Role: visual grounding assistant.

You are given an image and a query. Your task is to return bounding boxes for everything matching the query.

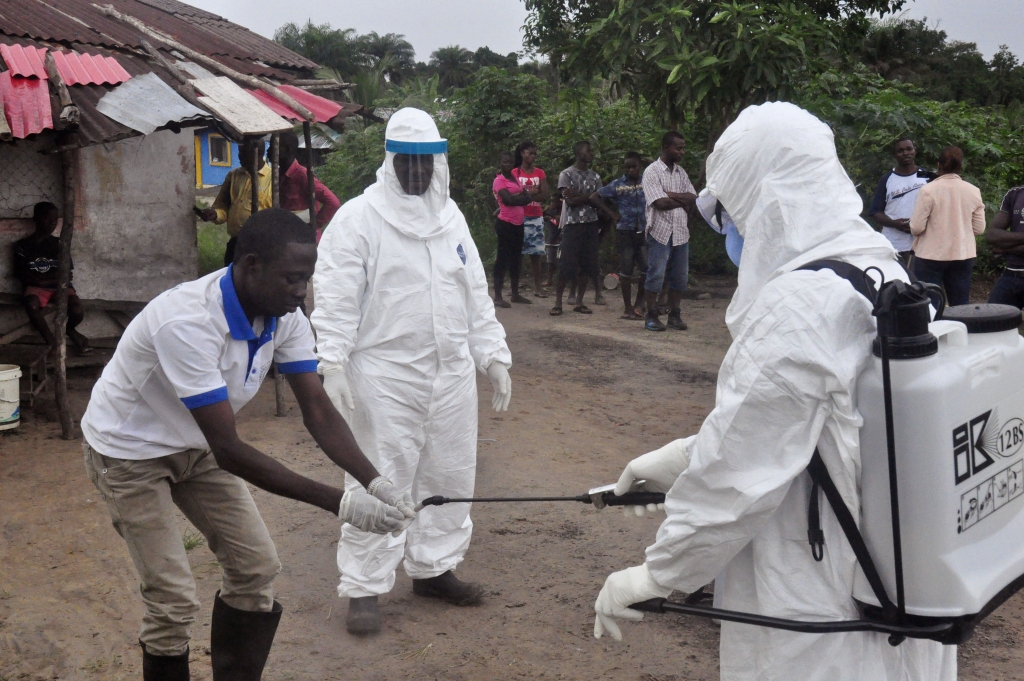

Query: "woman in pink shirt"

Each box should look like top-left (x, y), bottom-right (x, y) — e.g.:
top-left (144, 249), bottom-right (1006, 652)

top-left (909, 145), bottom-right (985, 306)
top-left (512, 141), bottom-right (549, 297)
top-left (492, 151), bottom-right (534, 307)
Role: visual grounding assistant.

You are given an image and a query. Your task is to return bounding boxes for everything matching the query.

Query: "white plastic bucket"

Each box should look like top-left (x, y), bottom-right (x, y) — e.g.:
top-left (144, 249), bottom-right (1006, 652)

top-left (0, 364), bottom-right (23, 431)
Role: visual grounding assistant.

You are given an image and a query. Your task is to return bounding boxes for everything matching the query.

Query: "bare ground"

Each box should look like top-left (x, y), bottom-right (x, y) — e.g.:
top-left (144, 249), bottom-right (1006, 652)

top-left (1, 274), bottom-right (1022, 680)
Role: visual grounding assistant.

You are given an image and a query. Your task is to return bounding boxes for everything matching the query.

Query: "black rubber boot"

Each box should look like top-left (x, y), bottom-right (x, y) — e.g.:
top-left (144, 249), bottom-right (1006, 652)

top-left (412, 571), bottom-right (484, 606)
top-left (210, 591), bottom-right (283, 681)
top-left (346, 595), bottom-right (381, 635)
top-left (667, 309), bottom-right (688, 330)
top-left (141, 642), bottom-right (190, 681)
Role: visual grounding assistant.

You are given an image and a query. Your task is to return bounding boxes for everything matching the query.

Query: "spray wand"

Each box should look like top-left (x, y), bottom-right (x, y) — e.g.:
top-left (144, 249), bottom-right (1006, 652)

top-left (414, 483), bottom-right (665, 512)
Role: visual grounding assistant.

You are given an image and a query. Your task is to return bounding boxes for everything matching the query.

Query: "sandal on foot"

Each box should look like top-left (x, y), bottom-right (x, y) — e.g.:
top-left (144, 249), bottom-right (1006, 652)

top-left (493, 298), bottom-right (511, 308)
top-left (510, 294), bottom-right (533, 304)
top-left (573, 305), bottom-right (593, 314)
top-left (550, 306), bottom-right (563, 316)
top-left (620, 312), bottom-right (643, 320)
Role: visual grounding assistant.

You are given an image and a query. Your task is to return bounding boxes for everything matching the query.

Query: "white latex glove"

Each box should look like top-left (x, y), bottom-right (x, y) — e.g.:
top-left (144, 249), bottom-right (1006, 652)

top-left (594, 564), bottom-right (672, 641)
top-left (486, 362), bottom-right (512, 412)
top-left (321, 364), bottom-right (355, 413)
top-left (338, 489), bottom-right (408, 535)
top-left (614, 437), bottom-right (693, 517)
top-left (367, 476), bottom-right (417, 536)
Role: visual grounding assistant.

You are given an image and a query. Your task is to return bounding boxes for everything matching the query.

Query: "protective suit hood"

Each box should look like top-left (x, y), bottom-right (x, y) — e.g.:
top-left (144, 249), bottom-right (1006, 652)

top-left (705, 102), bottom-right (896, 336)
top-left (364, 107), bottom-right (459, 240)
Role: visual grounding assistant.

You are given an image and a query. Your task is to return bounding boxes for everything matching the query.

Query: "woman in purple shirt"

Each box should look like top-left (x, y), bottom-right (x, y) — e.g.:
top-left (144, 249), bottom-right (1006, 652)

top-left (492, 151), bottom-right (534, 307)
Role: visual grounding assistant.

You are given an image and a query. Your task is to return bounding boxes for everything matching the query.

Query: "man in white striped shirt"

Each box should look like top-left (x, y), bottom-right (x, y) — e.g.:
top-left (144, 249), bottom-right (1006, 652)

top-left (642, 131), bottom-right (697, 331)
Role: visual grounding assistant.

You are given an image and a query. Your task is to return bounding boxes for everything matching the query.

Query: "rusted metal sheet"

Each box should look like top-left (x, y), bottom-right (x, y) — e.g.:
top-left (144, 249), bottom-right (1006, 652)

top-left (0, 71), bottom-right (53, 138)
top-left (96, 71), bottom-right (207, 134)
top-left (0, 0), bottom-right (317, 74)
top-left (52, 49), bottom-right (133, 86)
top-left (0, 43), bottom-right (48, 79)
top-left (247, 85), bottom-right (344, 124)
top-left (192, 76), bottom-right (291, 136)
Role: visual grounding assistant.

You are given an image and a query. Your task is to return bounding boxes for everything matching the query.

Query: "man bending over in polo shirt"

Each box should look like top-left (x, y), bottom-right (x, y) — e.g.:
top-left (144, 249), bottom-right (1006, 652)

top-left (80, 209), bottom-right (415, 681)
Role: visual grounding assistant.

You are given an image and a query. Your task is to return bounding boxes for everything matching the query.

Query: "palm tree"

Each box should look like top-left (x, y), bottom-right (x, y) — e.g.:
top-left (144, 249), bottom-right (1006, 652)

top-left (274, 21), bottom-right (364, 80)
top-left (358, 32), bottom-right (416, 83)
top-left (429, 46), bottom-right (475, 91)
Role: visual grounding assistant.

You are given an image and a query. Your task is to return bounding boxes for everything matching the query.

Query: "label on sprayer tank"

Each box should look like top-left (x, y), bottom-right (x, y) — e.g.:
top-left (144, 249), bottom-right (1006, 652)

top-left (955, 396), bottom-right (1024, 534)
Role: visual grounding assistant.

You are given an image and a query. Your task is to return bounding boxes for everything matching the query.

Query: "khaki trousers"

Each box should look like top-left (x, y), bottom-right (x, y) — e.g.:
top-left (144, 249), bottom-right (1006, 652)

top-left (83, 443), bottom-right (281, 656)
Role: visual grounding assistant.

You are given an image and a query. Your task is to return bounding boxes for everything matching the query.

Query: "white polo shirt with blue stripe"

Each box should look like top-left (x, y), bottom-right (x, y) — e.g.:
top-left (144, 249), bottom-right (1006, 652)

top-left (81, 266), bottom-right (318, 460)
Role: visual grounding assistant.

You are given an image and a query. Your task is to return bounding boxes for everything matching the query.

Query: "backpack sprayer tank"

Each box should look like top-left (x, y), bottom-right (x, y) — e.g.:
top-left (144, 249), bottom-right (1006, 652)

top-left (855, 293), bottom-right (1024, 628)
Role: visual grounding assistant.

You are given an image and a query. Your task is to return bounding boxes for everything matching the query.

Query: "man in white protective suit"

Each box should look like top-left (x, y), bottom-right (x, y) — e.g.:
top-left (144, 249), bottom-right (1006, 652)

top-left (592, 102), bottom-right (957, 680)
top-left (311, 108), bottom-right (513, 635)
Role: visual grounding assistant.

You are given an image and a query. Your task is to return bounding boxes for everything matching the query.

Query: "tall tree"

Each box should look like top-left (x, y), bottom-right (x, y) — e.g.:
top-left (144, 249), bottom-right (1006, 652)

top-left (358, 32), bottom-right (416, 83)
top-left (524, 0), bottom-right (907, 138)
top-left (429, 46), bottom-right (476, 90)
top-left (274, 21), bottom-right (364, 79)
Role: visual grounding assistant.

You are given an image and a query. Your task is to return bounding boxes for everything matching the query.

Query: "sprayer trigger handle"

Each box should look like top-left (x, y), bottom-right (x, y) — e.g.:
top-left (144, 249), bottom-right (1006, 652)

top-left (601, 491), bottom-right (667, 507)
top-left (417, 496), bottom-right (447, 510)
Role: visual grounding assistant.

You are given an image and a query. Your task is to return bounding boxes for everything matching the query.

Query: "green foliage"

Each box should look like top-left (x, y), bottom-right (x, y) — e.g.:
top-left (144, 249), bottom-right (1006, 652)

top-left (855, 18), bottom-right (1024, 107)
top-left (316, 124), bottom-right (386, 205)
top-left (197, 221), bottom-right (228, 276)
top-left (798, 68), bottom-right (1024, 275)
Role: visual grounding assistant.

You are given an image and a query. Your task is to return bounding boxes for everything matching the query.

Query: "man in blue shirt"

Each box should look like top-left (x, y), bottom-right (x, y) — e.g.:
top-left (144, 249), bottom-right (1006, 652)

top-left (81, 209), bottom-right (412, 681)
top-left (592, 152), bottom-right (648, 319)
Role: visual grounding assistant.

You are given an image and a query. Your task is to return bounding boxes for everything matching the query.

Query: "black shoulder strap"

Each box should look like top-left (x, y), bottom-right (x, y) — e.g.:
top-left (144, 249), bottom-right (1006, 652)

top-left (807, 450), bottom-right (899, 621)
top-left (797, 259), bottom-right (878, 303)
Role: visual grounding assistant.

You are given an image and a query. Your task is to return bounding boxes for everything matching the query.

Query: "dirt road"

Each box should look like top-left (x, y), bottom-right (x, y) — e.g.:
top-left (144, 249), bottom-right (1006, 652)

top-left (2, 275), bottom-right (1022, 680)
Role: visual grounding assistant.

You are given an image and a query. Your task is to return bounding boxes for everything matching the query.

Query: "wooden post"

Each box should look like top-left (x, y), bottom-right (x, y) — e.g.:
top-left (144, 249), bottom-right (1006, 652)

top-left (55, 150), bottom-right (77, 439)
top-left (249, 138), bottom-right (259, 218)
top-left (269, 133), bottom-right (287, 417)
top-left (302, 121), bottom-right (318, 229)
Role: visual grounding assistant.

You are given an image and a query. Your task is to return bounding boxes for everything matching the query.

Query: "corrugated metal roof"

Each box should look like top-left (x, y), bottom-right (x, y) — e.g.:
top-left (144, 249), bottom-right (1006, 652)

top-left (0, 0), bottom-right (318, 75)
top-left (0, 71), bottom-right (53, 138)
top-left (0, 35), bottom-right (208, 146)
top-left (96, 71), bottom-right (207, 133)
top-left (52, 49), bottom-right (132, 85)
top-left (192, 76), bottom-right (291, 135)
top-left (247, 85), bottom-right (343, 124)
top-left (0, 43), bottom-right (48, 78)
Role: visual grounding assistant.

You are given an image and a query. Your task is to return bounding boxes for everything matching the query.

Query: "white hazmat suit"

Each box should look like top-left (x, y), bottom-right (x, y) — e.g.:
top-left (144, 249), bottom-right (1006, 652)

top-left (595, 103), bottom-right (956, 680)
top-left (311, 108), bottom-right (512, 598)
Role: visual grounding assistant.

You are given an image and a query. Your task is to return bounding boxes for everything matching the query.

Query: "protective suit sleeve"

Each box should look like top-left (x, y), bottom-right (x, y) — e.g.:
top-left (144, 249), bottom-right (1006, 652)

top-left (460, 223), bottom-right (512, 371)
top-left (644, 272), bottom-right (876, 594)
top-left (310, 208), bottom-right (370, 369)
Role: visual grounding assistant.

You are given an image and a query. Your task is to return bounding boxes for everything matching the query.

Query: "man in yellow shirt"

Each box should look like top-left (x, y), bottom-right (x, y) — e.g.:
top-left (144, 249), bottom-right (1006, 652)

top-left (198, 138), bottom-right (272, 265)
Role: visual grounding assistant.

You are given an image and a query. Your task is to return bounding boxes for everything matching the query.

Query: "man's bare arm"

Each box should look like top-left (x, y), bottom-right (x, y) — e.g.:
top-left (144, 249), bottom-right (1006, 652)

top-left (286, 372), bottom-right (380, 485)
top-left (190, 400), bottom-right (350, 514)
top-left (872, 212), bottom-right (911, 233)
top-left (985, 212), bottom-right (1024, 253)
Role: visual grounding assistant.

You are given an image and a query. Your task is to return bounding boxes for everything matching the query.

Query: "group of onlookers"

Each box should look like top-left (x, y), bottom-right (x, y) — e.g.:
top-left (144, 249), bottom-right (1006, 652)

top-left (491, 132), bottom-right (697, 331)
top-left (872, 137), bottom-right (1024, 310)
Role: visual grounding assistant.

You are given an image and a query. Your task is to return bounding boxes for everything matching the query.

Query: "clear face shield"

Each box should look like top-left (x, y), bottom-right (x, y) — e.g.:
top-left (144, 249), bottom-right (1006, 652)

top-left (696, 189), bottom-right (744, 267)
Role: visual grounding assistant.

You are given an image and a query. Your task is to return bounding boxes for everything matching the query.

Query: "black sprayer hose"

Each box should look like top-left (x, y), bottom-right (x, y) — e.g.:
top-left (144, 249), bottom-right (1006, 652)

top-left (418, 491), bottom-right (667, 508)
top-left (629, 599), bottom-right (954, 638)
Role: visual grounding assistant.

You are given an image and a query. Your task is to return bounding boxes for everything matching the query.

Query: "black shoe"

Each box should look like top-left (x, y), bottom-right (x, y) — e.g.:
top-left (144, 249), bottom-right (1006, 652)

top-left (210, 590), bottom-right (282, 681)
top-left (667, 311), bottom-right (688, 330)
top-left (346, 596), bottom-right (381, 635)
top-left (141, 642), bottom-right (190, 681)
top-left (412, 571), bottom-right (484, 606)
top-left (645, 314), bottom-right (667, 331)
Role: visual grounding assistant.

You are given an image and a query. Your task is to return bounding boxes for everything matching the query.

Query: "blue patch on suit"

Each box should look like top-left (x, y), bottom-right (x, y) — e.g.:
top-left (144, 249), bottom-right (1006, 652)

top-left (457, 243), bottom-right (467, 265)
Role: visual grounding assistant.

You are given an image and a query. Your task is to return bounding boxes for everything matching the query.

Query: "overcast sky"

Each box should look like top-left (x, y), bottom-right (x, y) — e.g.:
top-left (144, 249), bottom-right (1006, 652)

top-left (191, 0), bottom-right (1023, 62)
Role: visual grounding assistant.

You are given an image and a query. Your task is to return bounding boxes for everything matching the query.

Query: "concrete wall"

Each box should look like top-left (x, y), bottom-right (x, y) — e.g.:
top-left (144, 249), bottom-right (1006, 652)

top-left (0, 129), bottom-right (199, 338)
top-left (72, 129), bottom-right (198, 303)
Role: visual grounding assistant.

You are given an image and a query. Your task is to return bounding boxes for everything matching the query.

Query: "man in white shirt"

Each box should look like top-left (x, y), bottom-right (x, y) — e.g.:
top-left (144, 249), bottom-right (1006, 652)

top-left (869, 138), bottom-right (935, 264)
top-left (81, 209), bottom-right (413, 681)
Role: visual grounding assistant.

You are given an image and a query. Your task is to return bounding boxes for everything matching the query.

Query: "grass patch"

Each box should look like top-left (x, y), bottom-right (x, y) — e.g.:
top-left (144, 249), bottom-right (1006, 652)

top-left (182, 528), bottom-right (206, 551)
top-left (197, 220), bottom-right (228, 276)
